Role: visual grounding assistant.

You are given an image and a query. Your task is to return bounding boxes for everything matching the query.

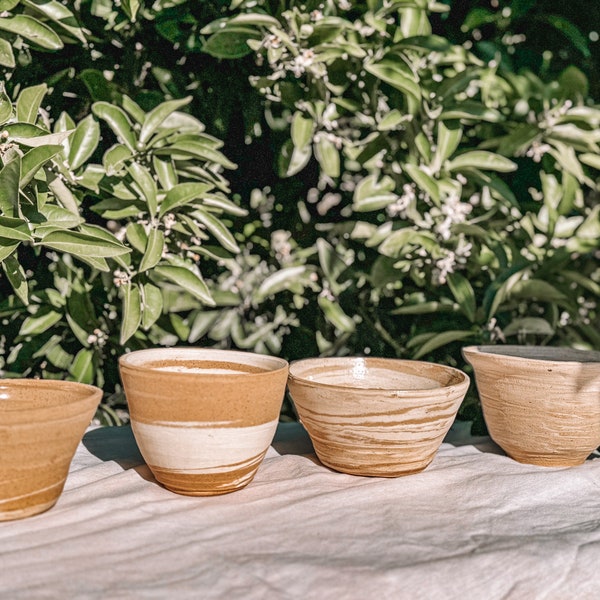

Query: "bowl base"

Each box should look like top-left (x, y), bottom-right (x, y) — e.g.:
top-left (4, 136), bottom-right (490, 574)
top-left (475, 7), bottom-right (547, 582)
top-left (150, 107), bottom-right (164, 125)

top-left (150, 464), bottom-right (258, 496)
top-left (0, 498), bottom-right (58, 522)
top-left (505, 450), bottom-right (591, 468)
top-left (316, 453), bottom-right (435, 478)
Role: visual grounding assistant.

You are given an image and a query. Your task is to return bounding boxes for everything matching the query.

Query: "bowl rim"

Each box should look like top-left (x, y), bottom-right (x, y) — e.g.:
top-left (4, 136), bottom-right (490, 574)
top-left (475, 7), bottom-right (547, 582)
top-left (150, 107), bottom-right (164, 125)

top-left (287, 356), bottom-right (469, 393)
top-left (118, 347), bottom-right (289, 377)
top-left (462, 344), bottom-right (600, 366)
top-left (0, 378), bottom-right (102, 412)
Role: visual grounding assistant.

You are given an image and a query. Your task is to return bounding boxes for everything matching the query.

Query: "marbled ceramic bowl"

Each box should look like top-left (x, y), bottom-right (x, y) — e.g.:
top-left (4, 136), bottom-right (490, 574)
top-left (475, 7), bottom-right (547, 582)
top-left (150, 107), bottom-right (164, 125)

top-left (119, 347), bottom-right (289, 496)
top-left (462, 345), bottom-right (600, 467)
top-left (0, 379), bottom-right (101, 521)
top-left (287, 357), bottom-right (469, 477)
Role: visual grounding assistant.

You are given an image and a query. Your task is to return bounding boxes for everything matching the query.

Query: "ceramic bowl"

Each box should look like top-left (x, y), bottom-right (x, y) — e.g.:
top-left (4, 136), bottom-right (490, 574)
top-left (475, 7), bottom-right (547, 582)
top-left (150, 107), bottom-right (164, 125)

top-left (0, 379), bottom-right (101, 521)
top-left (287, 357), bottom-right (470, 477)
top-left (462, 345), bottom-right (600, 467)
top-left (119, 347), bottom-right (289, 496)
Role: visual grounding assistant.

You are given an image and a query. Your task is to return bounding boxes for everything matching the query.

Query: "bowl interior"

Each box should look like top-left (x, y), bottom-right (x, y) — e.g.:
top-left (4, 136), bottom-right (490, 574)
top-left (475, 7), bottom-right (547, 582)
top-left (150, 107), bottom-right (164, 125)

top-left (288, 357), bottom-right (466, 391)
top-left (119, 347), bottom-right (288, 375)
top-left (463, 345), bottom-right (600, 364)
top-left (0, 379), bottom-right (101, 412)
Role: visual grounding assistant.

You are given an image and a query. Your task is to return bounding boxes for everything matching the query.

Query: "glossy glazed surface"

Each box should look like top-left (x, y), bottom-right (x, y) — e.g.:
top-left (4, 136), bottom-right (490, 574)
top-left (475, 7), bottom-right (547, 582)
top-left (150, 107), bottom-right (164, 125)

top-left (119, 347), bottom-right (289, 495)
top-left (462, 345), bottom-right (600, 467)
top-left (287, 357), bottom-right (469, 477)
top-left (0, 379), bottom-right (101, 521)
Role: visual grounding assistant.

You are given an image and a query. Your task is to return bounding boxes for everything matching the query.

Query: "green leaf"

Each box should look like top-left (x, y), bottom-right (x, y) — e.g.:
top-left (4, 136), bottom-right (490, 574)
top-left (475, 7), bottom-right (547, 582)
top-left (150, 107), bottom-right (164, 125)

top-left (16, 84), bottom-right (47, 124)
top-left (318, 296), bottom-right (355, 333)
top-left (202, 194), bottom-right (248, 217)
top-left (255, 266), bottom-right (308, 302)
top-left (69, 115), bottom-right (100, 170)
top-left (412, 330), bottom-right (474, 359)
top-left (440, 102), bottom-right (503, 123)
top-left (352, 174), bottom-right (398, 212)
top-left (20, 145), bottom-right (63, 187)
top-left (138, 228), bottom-right (165, 272)
top-left (291, 112), bottom-right (315, 149)
top-left (547, 141), bottom-right (585, 182)
top-left (579, 153), bottom-right (600, 170)
top-left (92, 102), bottom-right (137, 151)
top-left (0, 240), bottom-right (19, 262)
top-left (447, 272), bottom-right (477, 323)
top-left (9, 128), bottom-right (73, 148)
top-left (20, 310), bottom-right (63, 335)
top-left (395, 35), bottom-right (451, 53)
top-left (120, 282), bottom-right (142, 345)
top-left (278, 139), bottom-right (312, 177)
top-left (192, 207), bottom-right (240, 253)
top-left (0, 15), bottom-right (63, 49)
top-left (153, 156), bottom-right (177, 190)
top-left (0, 37), bottom-right (15, 68)
top-left (153, 265), bottom-right (215, 306)
top-left (80, 69), bottom-right (113, 103)
top-left (0, 216), bottom-right (33, 241)
top-left (503, 317), bottom-right (555, 338)
top-left (128, 162), bottom-right (158, 215)
top-left (37, 204), bottom-right (83, 230)
top-left (141, 282), bottom-right (163, 330)
top-left (200, 13), bottom-right (281, 34)
top-left (545, 15), bottom-right (590, 58)
top-left (403, 163), bottom-right (441, 202)
top-left (139, 96), bottom-right (192, 145)
top-left (69, 349), bottom-right (95, 384)
top-left (432, 120), bottom-right (462, 172)
top-left (378, 109), bottom-right (411, 131)
top-left (39, 230), bottom-right (132, 257)
top-left (121, 0), bottom-right (141, 21)
top-left (365, 57), bottom-right (421, 101)
top-left (103, 144), bottom-right (132, 176)
top-left (156, 140), bottom-right (237, 169)
top-left (159, 182), bottom-right (212, 217)
top-left (446, 151), bottom-right (517, 173)
top-left (314, 136), bottom-right (340, 178)
top-left (510, 279), bottom-right (567, 303)
top-left (125, 222), bottom-right (148, 254)
top-left (378, 229), bottom-right (436, 258)
top-left (0, 89), bottom-right (11, 124)
top-left (0, 158), bottom-right (20, 215)
top-left (2, 254), bottom-right (28, 305)
top-left (202, 26), bottom-right (260, 59)
top-left (22, 0), bottom-right (88, 44)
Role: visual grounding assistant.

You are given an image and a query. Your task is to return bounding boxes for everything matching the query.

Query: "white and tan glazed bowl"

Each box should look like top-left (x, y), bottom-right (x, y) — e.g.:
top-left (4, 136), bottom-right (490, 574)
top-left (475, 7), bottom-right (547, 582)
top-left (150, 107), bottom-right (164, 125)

top-left (462, 345), bottom-right (600, 467)
top-left (119, 347), bottom-right (289, 496)
top-left (0, 379), bottom-right (101, 521)
top-left (287, 357), bottom-right (470, 477)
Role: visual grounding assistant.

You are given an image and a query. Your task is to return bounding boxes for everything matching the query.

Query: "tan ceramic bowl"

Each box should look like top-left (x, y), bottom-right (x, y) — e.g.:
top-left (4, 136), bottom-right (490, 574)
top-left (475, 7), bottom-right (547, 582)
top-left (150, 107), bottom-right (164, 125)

top-left (0, 379), bottom-right (101, 521)
top-left (287, 357), bottom-right (470, 477)
top-left (462, 345), bottom-right (600, 467)
top-left (119, 347), bottom-right (289, 496)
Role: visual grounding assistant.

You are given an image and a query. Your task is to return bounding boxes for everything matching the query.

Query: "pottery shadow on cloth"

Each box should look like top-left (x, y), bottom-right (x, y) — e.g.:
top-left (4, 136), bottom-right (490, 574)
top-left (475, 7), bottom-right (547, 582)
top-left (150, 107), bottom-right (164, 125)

top-left (82, 425), bottom-right (145, 469)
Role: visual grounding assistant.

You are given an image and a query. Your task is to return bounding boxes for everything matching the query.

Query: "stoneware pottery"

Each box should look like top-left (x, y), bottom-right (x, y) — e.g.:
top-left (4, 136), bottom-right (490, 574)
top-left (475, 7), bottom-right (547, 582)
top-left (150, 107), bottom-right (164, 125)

top-left (287, 357), bottom-right (470, 477)
top-left (0, 379), bottom-right (102, 521)
top-left (118, 347), bottom-right (289, 496)
top-left (462, 345), bottom-right (600, 467)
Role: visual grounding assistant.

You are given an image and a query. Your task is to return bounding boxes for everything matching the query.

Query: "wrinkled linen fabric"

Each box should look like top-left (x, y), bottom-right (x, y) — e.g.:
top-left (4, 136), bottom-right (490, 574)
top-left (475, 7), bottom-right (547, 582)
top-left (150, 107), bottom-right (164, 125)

top-left (1, 423), bottom-right (600, 600)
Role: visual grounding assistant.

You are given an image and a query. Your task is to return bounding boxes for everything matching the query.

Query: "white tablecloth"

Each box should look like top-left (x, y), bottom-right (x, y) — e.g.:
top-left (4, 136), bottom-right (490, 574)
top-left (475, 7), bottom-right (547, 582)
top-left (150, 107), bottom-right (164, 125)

top-left (2, 422), bottom-right (600, 599)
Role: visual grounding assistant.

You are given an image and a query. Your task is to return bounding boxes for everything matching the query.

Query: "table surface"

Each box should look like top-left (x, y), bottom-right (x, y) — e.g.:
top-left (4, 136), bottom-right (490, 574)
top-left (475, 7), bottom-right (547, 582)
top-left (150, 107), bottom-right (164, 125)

top-left (2, 421), bottom-right (600, 599)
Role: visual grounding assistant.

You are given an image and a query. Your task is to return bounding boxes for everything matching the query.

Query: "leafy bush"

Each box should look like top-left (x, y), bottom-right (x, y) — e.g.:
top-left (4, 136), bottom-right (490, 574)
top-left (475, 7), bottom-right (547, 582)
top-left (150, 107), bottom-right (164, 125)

top-left (0, 1), bottom-right (598, 429)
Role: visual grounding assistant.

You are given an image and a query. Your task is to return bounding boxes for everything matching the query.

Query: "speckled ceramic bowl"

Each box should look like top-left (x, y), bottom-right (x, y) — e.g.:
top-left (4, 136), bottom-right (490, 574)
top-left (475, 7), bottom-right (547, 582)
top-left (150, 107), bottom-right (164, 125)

top-left (119, 347), bottom-right (289, 496)
top-left (0, 379), bottom-right (101, 521)
top-left (462, 345), bottom-right (600, 467)
top-left (287, 357), bottom-right (469, 477)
